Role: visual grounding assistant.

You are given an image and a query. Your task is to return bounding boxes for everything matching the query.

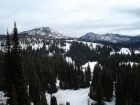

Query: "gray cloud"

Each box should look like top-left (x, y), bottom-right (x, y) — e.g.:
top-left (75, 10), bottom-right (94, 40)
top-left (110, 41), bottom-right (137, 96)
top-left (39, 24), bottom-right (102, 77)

top-left (1, 0), bottom-right (140, 37)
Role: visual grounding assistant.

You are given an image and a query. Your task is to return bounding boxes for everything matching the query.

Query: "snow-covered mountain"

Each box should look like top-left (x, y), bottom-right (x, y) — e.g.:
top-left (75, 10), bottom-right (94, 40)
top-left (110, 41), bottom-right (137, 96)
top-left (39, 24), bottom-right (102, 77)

top-left (19, 27), bottom-right (68, 39)
top-left (79, 32), bottom-right (140, 44)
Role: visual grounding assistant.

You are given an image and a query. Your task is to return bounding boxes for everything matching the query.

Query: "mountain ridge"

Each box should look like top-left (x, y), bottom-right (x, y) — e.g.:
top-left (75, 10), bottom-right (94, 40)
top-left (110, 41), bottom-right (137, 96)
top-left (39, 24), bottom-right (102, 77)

top-left (79, 32), bottom-right (140, 44)
top-left (19, 27), bottom-right (68, 39)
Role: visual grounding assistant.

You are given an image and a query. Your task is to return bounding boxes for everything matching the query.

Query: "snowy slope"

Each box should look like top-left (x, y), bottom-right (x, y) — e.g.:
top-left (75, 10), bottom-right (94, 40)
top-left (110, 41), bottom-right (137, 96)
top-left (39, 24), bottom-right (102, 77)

top-left (79, 32), bottom-right (140, 43)
top-left (110, 48), bottom-right (140, 55)
top-left (45, 60), bottom-right (114, 105)
top-left (0, 91), bottom-right (7, 104)
top-left (46, 88), bottom-right (115, 105)
top-left (82, 61), bottom-right (98, 72)
top-left (78, 41), bottom-right (103, 49)
top-left (20, 27), bottom-right (68, 39)
top-left (66, 57), bottom-right (74, 64)
top-left (57, 43), bottom-right (71, 52)
top-left (46, 88), bottom-right (90, 105)
top-left (119, 62), bottom-right (139, 67)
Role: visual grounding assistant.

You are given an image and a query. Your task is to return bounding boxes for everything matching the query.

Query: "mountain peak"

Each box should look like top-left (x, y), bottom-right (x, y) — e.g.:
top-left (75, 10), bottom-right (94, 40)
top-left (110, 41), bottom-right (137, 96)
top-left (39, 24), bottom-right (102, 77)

top-left (19, 27), bottom-right (68, 39)
top-left (79, 32), bottom-right (140, 44)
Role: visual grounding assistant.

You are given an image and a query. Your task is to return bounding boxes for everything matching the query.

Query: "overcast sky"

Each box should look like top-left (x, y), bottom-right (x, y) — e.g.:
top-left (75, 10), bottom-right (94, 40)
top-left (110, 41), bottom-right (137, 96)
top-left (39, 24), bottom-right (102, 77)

top-left (1, 0), bottom-right (140, 37)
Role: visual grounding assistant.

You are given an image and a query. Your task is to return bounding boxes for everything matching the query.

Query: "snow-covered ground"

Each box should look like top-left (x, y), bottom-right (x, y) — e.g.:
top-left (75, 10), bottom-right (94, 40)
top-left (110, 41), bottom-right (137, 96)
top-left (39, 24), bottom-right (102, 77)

top-left (82, 61), bottom-right (98, 72)
top-left (78, 41), bottom-right (103, 49)
top-left (57, 43), bottom-right (71, 52)
top-left (119, 48), bottom-right (131, 55)
top-left (46, 88), bottom-right (115, 105)
top-left (105, 97), bottom-right (115, 105)
top-left (110, 48), bottom-right (131, 55)
top-left (0, 91), bottom-right (7, 104)
top-left (65, 56), bottom-right (74, 64)
top-left (32, 42), bottom-right (43, 50)
top-left (46, 88), bottom-right (90, 105)
top-left (65, 40), bottom-right (103, 50)
top-left (65, 57), bottom-right (98, 73)
top-left (20, 43), bottom-right (27, 50)
top-left (48, 52), bottom-right (53, 57)
top-left (45, 61), bottom-right (116, 105)
top-left (134, 50), bottom-right (140, 54)
top-left (110, 48), bottom-right (140, 55)
top-left (119, 62), bottom-right (139, 67)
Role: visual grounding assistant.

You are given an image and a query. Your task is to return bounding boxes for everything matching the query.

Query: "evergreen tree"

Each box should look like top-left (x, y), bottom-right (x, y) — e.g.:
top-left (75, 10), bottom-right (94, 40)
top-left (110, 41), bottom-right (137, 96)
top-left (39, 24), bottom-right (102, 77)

top-left (11, 85), bottom-right (18, 105)
top-left (66, 102), bottom-right (70, 105)
top-left (51, 96), bottom-right (57, 105)
top-left (131, 64), bottom-right (140, 105)
top-left (4, 22), bottom-right (30, 105)
top-left (101, 67), bottom-right (113, 101)
top-left (48, 68), bottom-right (57, 94)
top-left (90, 64), bottom-right (101, 99)
top-left (94, 79), bottom-right (105, 105)
top-left (80, 70), bottom-right (85, 88)
top-left (3, 29), bottom-right (15, 104)
top-left (85, 63), bottom-right (91, 87)
top-left (87, 63), bottom-right (91, 80)
top-left (29, 64), bottom-right (41, 105)
top-left (115, 75), bottom-right (125, 105)
top-left (5, 29), bottom-right (11, 53)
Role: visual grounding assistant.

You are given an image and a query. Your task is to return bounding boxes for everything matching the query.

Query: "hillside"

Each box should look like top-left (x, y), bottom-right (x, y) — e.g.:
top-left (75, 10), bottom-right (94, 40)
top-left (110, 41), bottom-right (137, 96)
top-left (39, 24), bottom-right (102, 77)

top-left (79, 32), bottom-right (140, 44)
top-left (0, 35), bottom-right (140, 105)
top-left (19, 27), bottom-right (68, 39)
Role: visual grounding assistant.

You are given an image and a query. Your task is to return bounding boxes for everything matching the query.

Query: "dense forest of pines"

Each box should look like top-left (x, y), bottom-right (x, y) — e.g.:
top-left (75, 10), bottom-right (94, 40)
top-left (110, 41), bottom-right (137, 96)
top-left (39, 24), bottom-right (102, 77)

top-left (0, 24), bottom-right (139, 105)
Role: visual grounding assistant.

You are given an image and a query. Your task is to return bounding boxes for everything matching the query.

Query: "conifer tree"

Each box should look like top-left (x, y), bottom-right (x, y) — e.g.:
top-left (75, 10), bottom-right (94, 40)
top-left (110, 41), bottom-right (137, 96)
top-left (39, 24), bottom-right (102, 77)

top-left (29, 65), bottom-right (41, 105)
top-left (80, 70), bottom-right (85, 88)
top-left (131, 64), bottom-right (140, 105)
top-left (87, 63), bottom-right (91, 80)
top-left (101, 67), bottom-right (113, 101)
top-left (66, 102), bottom-right (70, 105)
top-left (90, 64), bottom-right (101, 99)
top-left (11, 85), bottom-right (18, 105)
top-left (4, 22), bottom-right (30, 105)
top-left (85, 63), bottom-right (91, 87)
top-left (48, 69), bottom-right (57, 94)
top-left (5, 29), bottom-right (11, 53)
top-left (3, 29), bottom-right (14, 104)
top-left (40, 92), bottom-right (48, 105)
top-left (115, 75), bottom-right (125, 105)
top-left (94, 79), bottom-right (105, 105)
top-left (51, 96), bottom-right (57, 105)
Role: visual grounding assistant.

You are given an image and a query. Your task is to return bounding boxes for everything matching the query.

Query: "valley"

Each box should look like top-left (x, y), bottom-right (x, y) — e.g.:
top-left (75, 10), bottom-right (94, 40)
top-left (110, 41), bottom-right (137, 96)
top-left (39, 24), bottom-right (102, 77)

top-left (0, 26), bottom-right (140, 105)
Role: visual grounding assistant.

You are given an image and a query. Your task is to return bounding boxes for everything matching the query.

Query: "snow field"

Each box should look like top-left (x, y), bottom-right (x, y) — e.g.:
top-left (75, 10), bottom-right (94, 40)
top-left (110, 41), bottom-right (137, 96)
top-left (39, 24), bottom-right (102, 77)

top-left (0, 91), bottom-right (7, 104)
top-left (46, 88), bottom-right (92, 105)
top-left (46, 87), bottom-right (115, 105)
top-left (65, 40), bottom-right (103, 50)
top-left (57, 43), bottom-right (71, 53)
top-left (110, 48), bottom-right (140, 55)
top-left (66, 57), bottom-right (74, 64)
top-left (134, 50), bottom-right (140, 54)
top-left (82, 61), bottom-right (98, 72)
top-left (45, 61), bottom-right (115, 105)
top-left (78, 41), bottom-right (103, 49)
top-left (119, 62), bottom-right (139, 67)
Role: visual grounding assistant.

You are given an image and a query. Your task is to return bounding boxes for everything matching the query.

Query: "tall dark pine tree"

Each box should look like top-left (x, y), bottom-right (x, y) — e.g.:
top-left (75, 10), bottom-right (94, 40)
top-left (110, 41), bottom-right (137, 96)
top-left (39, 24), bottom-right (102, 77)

top-left (51, 96), bottom-right (57, 105)
top-left (87, 63), bottom-right (91, 81)
top-left (85, 63), bottom-right (91, 87)
top-left (90, 64), bottom-right (101, 99)
top-left (3, 29), bottom-right (13, 104)
top-left (5, 29), bottom-right (11, 53)
top-left (115, 75), bottom-right (125, 105)
top-left (101, 67), bottom-right (113, 101)
top-left (4, 22), bottom-right (30, 105)
top-left (94, 79), bottom-right (105, 105)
